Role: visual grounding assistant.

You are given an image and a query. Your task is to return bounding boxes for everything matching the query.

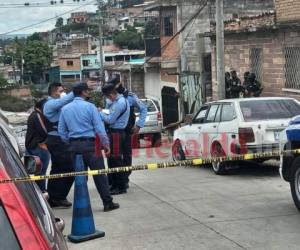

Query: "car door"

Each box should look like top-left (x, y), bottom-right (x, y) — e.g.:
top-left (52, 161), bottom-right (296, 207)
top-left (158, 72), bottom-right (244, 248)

top-left (184, 105), bottom-right (209, 158)
top-left (200, 104), bottom-right (221, 157)
top-left (216, 103), bottom-right (238, 156)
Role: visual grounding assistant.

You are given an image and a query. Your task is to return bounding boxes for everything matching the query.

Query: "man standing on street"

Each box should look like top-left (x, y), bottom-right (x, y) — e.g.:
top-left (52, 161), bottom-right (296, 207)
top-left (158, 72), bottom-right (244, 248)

top-left (25, 99), bottom-right (50, 194)
top-left (58, 83), bottom-right (119, 212)
top-left (43, 82), bottom-right (74, 208)
top-left (111, 76), bottom-right (147, 187)
top-left (100, 83), bottom-right (130, 195)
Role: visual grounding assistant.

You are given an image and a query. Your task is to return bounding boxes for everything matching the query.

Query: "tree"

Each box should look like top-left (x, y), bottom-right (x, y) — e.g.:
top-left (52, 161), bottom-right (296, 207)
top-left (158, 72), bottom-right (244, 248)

top-left (27, 33), bottom-right (42, 42)
top-left (55, 17), bottom-right (64, 29)
top-left (113, 27), bottom-right (144, 50)
top-left (23, 40), bottom-right (52, 83)
top-left (0, 73), bottom-right (8, 87)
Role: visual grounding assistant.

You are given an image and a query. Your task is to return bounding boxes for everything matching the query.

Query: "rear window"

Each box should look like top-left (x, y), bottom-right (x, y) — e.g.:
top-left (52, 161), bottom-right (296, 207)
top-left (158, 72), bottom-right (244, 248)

top-left (135, 100), bottom-right (158, 113)
top-left (240, 99), bottom-right (300, 121)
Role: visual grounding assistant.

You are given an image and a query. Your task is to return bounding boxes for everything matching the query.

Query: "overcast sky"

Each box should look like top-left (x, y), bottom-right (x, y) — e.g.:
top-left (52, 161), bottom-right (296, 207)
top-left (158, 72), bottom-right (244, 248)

top-left (0, 0), bottom-right (97, 35)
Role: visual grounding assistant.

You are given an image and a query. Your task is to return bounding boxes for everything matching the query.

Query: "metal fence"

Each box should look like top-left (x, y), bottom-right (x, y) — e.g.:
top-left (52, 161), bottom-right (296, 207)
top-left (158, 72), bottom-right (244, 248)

top-left (250, 48), bottom-right (263, 83)
top-left (284, 46), bottom-right (300, 90)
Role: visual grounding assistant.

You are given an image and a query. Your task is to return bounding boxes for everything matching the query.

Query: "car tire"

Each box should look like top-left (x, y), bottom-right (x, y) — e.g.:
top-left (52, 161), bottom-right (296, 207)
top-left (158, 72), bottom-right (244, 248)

top-left (211, 143), bottom-right (227, 175)
top-left (172, 140), bottom-right (186, 161)
top-left (152, 133), bottom-right (162, 147)
top-left (290, 156), bottom-right (300, 212)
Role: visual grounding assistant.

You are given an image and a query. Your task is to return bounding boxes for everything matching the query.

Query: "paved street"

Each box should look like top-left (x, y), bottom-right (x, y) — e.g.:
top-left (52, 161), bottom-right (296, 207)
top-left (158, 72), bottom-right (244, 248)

top-left (53, 145), bottom-right (300, 250)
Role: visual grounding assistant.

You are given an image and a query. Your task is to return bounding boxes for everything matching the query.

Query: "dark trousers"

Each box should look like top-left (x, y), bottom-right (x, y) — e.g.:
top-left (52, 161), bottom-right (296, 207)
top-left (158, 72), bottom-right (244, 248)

top-left (70, 139), bottom-right (112, 205)
top-left (108, 130), bottom-right (127, 190)
top-left (46, 135), bottom-right (74, 200)
top-left (123, 132), bottom-right (133, 183)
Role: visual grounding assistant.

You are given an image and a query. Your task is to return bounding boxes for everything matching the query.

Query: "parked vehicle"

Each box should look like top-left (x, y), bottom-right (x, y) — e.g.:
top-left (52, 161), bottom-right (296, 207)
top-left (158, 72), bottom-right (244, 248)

top-left (136, 98), bottom-right (162, 147)
top-left (279, 115), bottom-right (300, 212)
top-left (0, 125), bottom-right (68, 249)
top-left (173, 97), bottom-right (300, 174)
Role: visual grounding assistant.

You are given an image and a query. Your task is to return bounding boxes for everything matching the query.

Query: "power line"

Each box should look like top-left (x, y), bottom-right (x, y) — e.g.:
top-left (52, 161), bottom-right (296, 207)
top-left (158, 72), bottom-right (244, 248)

top-left (144, 0), bottom-right (208, 65)
top-left (0, 0), bottom-right (97, 36)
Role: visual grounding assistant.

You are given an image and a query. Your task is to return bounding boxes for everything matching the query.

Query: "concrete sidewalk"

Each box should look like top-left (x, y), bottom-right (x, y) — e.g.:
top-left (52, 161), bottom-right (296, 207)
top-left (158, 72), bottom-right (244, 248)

top-left (53, 148), bottom-right (300, 250)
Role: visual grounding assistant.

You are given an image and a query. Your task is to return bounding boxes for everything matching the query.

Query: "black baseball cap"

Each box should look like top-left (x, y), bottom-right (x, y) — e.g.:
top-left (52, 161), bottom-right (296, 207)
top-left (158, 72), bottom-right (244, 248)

top-left (107, 75), bottom-right (120, 86)
top-left (73, 82), bottom-right (92, 95)
top-left (101, 83), bottom-right (116, 95)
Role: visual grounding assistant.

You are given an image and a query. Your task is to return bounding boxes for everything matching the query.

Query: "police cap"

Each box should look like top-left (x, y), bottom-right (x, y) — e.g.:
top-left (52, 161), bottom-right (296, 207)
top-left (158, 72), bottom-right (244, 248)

top-left (107, 75), bottom-right (120, 86)
top-left (101, 83), bottom-right (115, 95)
top-left (73, 82), bottom-right (92, 95)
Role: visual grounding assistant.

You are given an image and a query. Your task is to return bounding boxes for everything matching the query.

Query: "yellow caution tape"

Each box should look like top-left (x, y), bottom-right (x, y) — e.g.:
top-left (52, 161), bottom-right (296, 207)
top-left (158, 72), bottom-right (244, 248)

top-left (0, 148), bottom-right (299, 184)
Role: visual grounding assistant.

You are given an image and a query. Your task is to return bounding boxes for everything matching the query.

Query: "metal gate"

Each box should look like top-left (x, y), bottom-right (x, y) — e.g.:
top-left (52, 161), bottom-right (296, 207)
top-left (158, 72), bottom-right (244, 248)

top-left (180, 72), bottom-right (202, 115)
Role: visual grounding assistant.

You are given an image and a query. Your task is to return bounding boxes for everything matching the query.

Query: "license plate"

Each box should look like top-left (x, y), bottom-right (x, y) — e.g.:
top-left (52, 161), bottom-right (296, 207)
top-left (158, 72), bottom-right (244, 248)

top-left (274, 131), bottom-right (281, 141)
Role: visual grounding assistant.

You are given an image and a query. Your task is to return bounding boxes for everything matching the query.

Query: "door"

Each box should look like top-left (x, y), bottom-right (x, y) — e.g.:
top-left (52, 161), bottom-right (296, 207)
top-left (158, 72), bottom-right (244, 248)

top-left (200, 104), bottom-right (221, 157)
top-left (184, 105), bottom-right (209, 158)
top-left (216, 103), bottom-right (238, 156)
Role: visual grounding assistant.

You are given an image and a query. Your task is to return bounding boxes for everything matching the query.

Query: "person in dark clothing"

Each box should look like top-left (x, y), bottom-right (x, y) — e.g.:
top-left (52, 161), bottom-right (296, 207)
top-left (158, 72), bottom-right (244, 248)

top-left (230, 70), bottom-right (244, 98)
top-left (244, 73), bottom-right (263, 97)
top-left (225, 72), bottom-right (232, 99)
top-left (43, 82), bottom-right (75, 208)
top-left (25, 99), bottom-right (50, 192)
top-left (58, 83), bottom-right (119, 212)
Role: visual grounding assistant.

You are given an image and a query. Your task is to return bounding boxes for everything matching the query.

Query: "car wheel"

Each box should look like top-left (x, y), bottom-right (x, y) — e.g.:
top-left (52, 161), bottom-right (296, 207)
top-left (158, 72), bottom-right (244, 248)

top-left (211, 143), bottom-right (227, 175)
top-left (152, 133), bottom-right (162, 147)
top-left (290, 156), bottom-right (300, 212)
top-left (172, 140), bottom-right (186, 161)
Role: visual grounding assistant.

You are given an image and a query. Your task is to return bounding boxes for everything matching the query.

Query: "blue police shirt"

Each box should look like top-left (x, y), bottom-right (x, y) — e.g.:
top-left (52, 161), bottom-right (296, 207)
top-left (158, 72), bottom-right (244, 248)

top-left (100, 94), bottom-right (130, 129)
top-left (58, 97), bottom-right (109, 146)
top-left (105, 92), bottom-right (147, 128)
top-left (127, 93), bottom-right (147, 128)
top-left (43, 92), bottom-right (74, 136)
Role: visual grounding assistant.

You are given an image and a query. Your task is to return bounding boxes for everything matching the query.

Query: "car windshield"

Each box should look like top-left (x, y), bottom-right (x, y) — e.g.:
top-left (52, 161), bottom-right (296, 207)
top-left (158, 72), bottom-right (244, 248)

top-left (140, 100), bottom-right (157, 112)
top-left (240, 99), bottom-right (300, 121)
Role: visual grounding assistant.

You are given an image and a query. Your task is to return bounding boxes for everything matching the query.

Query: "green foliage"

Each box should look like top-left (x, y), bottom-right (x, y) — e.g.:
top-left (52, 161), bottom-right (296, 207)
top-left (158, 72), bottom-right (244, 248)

top-left (113, 27), bottom-right (144, 50)
top-left (30, 84), bottom-right (45, 99)
top-left (89, 90), bottom-right (104, 108)
top-left (91, 44), bottom-right (97, 50)
top-left (0, 94), bottom-right (32, 112)
top-left (0, 74), bottom-right (8, 87)
top-left (55, 17), bottom-right (64, 28)
top-left (23, 40), bottom-right (52, 82)
top-left (120, 0), bottom-right (144, 8)
top-left (27, 33), bottom-right (42, 42)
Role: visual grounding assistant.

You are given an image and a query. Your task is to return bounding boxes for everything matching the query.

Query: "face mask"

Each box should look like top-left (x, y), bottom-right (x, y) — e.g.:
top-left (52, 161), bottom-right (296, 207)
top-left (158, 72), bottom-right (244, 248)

top-left (116, 85), bottom-right (125, 94)
top-left (60, 92), bottom-right (67, 98)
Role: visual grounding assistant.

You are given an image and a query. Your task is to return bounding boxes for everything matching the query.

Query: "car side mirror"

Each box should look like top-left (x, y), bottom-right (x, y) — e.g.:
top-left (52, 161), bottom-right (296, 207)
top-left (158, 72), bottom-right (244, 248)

top-left (24, 155), bottom-right (42, 175)
top-left (184, 114), bottom-right (193, 125)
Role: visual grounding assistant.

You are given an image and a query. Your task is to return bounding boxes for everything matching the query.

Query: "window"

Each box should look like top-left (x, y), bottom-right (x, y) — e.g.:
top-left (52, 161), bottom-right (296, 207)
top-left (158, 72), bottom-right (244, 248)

top-left (105, 56), bottom-right (113, 62)
top-left (82, 60), bottom-right (89, 67)
top-left (215, 104), bottom-right (222, 122)
top-left (240, 99), bottom-right (300, 122)
top-left (205, 105), bottom-right (219, 123)
top-left (221, 104), bottom-right (235, 122)
top-left (193, 106), bottom-right (208, 124)
top-left (284, 47), bottom-right (300, 89)
top-left (250, 48), bottom-right (263, 82)
top-left (163, 17), bottom-right (173, 36)
top-left (67, 60), bottom-right (73, 66)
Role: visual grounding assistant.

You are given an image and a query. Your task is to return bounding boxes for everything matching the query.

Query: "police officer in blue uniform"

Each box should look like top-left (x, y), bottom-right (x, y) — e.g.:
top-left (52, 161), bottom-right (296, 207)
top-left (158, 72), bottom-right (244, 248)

top-left (100, 83), bottom-right (130, 195)
top-left (110, 77), bottom-right (147, 187)
top-left (58, 83), bottom-right (119, 212)
top-left (43, 82), bottom-right (75, 208)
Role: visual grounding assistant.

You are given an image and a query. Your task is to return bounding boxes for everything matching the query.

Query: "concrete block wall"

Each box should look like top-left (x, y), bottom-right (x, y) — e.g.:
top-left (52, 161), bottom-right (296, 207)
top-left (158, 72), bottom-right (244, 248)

top-left (275, 0), bottom-right (300, 23)
top-left (211, 28), bottom-right (300, 100)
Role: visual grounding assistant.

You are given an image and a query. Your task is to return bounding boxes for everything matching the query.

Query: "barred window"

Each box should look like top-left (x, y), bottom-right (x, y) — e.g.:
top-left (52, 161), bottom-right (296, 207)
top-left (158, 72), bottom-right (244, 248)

top-left (250, 48), bottom-right (263, 82)
top-left (284, 47), bottom-right (300, 89)
top-left (161, 7), bottom-right (176, 37)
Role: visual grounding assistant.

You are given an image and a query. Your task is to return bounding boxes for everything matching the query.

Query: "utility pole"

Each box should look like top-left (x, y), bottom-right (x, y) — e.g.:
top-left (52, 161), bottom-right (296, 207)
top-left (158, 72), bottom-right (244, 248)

top-left (97, 0), bottom-right (105, 86)
top-left (21, 52), bottom-right (24, 86)
top-left (215, 0), bottom-right (225, 100)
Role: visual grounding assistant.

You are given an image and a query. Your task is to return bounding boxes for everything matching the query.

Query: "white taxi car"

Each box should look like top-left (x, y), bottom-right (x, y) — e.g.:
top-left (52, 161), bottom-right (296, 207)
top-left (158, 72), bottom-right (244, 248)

top-left (172, 97), bottom-right (300, 174)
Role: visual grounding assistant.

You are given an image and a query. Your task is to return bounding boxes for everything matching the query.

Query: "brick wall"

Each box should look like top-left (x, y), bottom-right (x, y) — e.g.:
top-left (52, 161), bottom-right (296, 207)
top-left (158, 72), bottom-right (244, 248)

top-left (161, 36), bottom-right (179, 61)
top-left (59, 58), bottom-right (81, 71)
top-left (275, 0), bottom-right (300, 23)
top-left (211, 28), bottom-right (300, 100)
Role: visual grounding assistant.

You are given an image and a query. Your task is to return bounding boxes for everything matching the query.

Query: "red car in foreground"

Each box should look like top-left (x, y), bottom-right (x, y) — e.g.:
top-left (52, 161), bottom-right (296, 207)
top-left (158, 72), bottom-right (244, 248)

top-left (0, 124), bottom-right (68, 249)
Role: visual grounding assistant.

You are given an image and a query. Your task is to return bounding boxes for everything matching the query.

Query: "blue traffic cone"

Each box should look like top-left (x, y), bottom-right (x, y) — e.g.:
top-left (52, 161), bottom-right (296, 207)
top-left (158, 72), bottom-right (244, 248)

top-left (68, 154), bottom-right (105, 243)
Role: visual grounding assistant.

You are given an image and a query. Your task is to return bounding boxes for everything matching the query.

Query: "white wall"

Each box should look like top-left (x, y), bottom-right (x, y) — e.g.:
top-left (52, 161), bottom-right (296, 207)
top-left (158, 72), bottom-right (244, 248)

top-left (144, 70), bottom-right (161, 102)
